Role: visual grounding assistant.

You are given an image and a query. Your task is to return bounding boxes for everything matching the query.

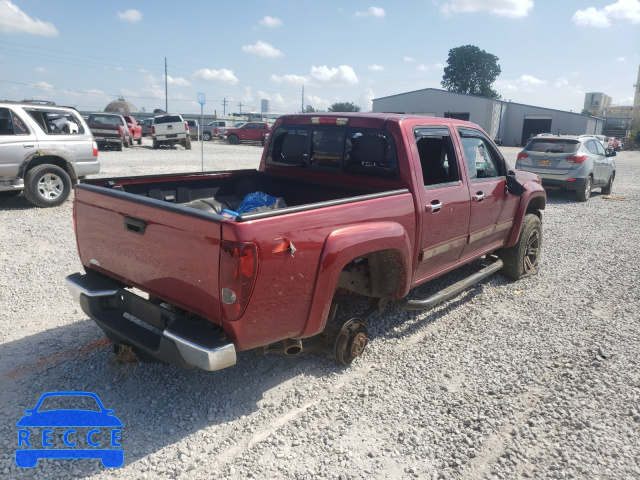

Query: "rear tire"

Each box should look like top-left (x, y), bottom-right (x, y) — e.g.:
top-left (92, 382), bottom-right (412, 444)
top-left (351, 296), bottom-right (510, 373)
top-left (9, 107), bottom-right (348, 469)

top-left (136, 137), bottom-right (142, 145)
top-left (116, 140), bottom-right (123, 151)
top-left (185, 137), bottom-right (192, 150)
top-left (152, 139), bottom-right (159, 149)
top-left (575, 176), bottom-right (591, 202)
top-left (601, 173), bottom-right (614, 195)
top-left (228, 134), bottom-right (239, 145)
top-left (23, 164), bottom-right (72, 208)
top-left (203, 132), bottom-right (212, 141)
top-left (497, 213), bottom-right (542, 281)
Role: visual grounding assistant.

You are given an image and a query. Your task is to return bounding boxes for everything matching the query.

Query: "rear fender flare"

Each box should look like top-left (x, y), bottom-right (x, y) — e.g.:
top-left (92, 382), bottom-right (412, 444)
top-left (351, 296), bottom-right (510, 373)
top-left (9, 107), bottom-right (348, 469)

top-left (299, 222), bottom-right (412, 338)
top-left (506, 185), bottom-right (546, 247)
top-left (18, 151), bottom-right (76, 183)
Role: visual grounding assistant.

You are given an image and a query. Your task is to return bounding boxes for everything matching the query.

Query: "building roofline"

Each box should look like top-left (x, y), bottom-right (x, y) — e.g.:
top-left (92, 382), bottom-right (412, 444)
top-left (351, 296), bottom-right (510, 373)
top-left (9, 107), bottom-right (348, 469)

top-left (372, 87), bottom-right (599, 119)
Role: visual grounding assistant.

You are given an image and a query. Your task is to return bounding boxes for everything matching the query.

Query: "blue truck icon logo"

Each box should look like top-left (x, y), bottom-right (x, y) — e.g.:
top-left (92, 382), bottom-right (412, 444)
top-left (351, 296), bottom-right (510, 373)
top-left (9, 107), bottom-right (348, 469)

top-left (16, 391), bottom-right (123, 468)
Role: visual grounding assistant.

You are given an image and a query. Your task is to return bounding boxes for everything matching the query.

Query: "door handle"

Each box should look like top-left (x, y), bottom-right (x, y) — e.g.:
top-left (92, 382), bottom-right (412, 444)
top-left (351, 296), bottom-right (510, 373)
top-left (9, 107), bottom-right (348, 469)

top-left (472, 192), bottom-right (485, 202)
top-left (23, 144), bottom-right (35, 148)
top-left (426, 200), bottom-right (443, 213)
top-left (124, 216), bottom-right (147, 235)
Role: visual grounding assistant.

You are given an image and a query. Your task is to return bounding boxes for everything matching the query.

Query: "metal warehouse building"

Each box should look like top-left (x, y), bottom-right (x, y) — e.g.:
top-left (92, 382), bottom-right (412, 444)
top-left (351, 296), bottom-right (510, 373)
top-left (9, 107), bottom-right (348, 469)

top-left (372, 88), bottom-right (603, 147)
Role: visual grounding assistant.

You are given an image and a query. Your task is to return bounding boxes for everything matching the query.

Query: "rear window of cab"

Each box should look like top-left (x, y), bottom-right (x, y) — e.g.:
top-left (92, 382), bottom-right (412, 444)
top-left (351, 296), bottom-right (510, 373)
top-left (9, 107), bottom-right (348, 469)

top-left (266, 125), bottom-right (398, 179)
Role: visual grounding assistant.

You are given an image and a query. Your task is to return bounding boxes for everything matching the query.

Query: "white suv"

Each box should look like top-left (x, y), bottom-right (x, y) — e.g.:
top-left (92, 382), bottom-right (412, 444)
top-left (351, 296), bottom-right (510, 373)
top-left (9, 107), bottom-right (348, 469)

top-left (0, 101), bottom-right (99, 207)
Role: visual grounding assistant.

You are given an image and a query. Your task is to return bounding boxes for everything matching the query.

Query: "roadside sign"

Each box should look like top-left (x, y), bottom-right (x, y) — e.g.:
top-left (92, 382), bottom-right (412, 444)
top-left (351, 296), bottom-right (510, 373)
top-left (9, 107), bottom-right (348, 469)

top-left (197, 93), bottom-right (206, 106)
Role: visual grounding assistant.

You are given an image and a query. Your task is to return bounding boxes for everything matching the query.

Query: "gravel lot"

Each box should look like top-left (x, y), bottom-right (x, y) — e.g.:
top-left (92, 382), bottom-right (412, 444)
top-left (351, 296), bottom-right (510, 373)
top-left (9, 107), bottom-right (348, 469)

top-left (1, 138), bottom-right (639, 479)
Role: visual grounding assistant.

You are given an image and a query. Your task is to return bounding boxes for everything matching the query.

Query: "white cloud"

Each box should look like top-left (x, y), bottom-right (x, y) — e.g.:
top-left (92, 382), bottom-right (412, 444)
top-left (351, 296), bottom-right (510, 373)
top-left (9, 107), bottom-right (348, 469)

top-left (439, 0), bottom-right (533, 18)
top-left (35, 67), bottom-right (46, 73)
top-left (355, 6), bottom-right (386, 17)
top-left (34, 81), bottom-right (53, 90)
top-left (573, 0), bottom-right (640, 28)
top-left (0, 0), bottom-right (58, 36)
top-left (368, 64), bottom-right (384, 72)
top-left (358, 88), bottom-right (376, 112)
top-left (554, 77), bottom-right (571, 88)
top-left (306, 95), bottom-right (331, 111)
top-left (193, 68), bottom-right (239, 85)
top-left (242, 40), bottom-right (284, 58)
top-left (310, 65), bottom-right (358, 85)
top-left (117, 9), bottom-right (142, 23)
top-left (617, 56), bottom-right (626, 62)
top-left (403, 56), bottom-right (415, 62)
top-left (270, 74), bottom-right (308, 85)
top-left (519, 74), bottom-right (547, 86)
top-left (259, 16), bottom-right (282, 27)
top-left (164, 75), bottom-right (190, 87)
top-left (417, 64), bottom-right (429, 72)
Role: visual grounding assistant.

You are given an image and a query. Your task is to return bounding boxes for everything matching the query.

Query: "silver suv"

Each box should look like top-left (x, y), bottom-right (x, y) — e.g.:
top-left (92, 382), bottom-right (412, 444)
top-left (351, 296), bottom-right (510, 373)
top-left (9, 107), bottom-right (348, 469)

top-left (516, 134), bottom-right (616, 201)
top-left (0, 101), bottom-right (99, 207)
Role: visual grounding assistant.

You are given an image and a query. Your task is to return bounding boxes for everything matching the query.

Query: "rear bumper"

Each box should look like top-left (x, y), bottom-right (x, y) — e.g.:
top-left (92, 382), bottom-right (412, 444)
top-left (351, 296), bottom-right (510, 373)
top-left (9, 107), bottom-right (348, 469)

top-left (65, 272), bottom-right (236, 371)
top-left (540, 177), bottom-right (588, 191)
top-left (94, 137), bottom-right (122, 144)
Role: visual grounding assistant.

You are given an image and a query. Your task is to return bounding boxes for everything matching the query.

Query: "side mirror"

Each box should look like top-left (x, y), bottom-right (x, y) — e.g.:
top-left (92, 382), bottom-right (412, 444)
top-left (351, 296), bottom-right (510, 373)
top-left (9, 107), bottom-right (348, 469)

top-left (505, 170), bottom-right (526, 197)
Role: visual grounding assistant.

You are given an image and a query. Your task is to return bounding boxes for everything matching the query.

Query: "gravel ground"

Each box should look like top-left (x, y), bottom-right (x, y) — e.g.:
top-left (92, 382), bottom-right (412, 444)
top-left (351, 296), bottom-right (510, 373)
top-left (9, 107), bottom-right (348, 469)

top-left (1, 138), bottom-right (639, 479)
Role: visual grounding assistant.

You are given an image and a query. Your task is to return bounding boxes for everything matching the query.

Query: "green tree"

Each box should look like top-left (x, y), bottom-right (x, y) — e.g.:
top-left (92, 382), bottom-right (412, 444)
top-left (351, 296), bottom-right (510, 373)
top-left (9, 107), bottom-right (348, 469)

top-left (304, 105), bottom-right (317, 113)
top-left (581, 108), bottom-right (593, 116)
top-left (441, 45), bottom-right (501, 99)
top-left (328, 102), bottom-right (361, 112)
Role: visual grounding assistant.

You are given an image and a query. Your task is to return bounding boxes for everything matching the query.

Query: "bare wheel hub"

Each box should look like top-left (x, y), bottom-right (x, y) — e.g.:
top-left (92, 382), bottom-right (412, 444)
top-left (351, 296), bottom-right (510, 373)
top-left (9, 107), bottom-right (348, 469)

top-left (334, 318), bottom-right (368, 366)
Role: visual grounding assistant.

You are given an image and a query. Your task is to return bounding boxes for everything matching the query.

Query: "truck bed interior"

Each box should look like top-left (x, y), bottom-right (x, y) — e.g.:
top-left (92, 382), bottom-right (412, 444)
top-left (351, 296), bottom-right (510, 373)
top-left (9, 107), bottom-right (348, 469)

top-left (90, 171), bottom-right (399, 216)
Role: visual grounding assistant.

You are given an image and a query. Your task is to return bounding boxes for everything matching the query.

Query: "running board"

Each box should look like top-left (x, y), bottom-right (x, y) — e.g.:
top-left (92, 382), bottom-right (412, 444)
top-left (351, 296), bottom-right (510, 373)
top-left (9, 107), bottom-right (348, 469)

top-left (396, 259), bottom-right (503, 311)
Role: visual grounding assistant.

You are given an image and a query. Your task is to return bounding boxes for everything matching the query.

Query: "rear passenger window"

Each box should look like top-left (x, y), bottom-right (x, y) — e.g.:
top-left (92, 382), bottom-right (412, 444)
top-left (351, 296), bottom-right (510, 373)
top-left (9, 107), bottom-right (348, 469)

top-left (0, 108), bottom-right (30, 135)
top-left (414, 127), bottom-right (460, 187)
top-left (25, 109), bottom-right (84, 135)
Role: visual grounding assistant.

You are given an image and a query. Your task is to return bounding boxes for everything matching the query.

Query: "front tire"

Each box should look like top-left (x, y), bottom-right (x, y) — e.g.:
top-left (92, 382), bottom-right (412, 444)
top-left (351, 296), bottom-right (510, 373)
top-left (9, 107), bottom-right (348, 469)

top-left (497, 213), bottom-right (542, 281)
top-left (23, 164), bottom-right (72, 208)
top-left (136, 137), bottom-right (142, 145)
top-left (203, 132), bottom-right (212, 141)
top-left (228, 134), bottom-right (239, 145)
top-left (575, 176), bottom-right (591, 202)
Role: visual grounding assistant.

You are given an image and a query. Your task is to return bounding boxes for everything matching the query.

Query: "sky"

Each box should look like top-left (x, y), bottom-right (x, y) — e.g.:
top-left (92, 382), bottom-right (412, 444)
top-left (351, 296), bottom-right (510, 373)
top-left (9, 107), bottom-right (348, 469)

top-left (1, 0), bottom-right (639, 116)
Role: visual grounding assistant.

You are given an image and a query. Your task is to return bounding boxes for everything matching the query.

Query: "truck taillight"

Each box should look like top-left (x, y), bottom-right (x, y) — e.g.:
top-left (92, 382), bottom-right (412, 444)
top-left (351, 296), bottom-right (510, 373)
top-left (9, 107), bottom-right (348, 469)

top-left (118, 125), bottom-right (123, 135)
top-left (517, 152), bottom-right (528, 161)
top-left (185, 121), bottom-right (189, 131)
top-left (311, 116), bottom-right (349, 125)
top-left (219, 241), bottom-right (258, 321)
top-left (151, 126), bottom-right (155, 135)
top-left (565, 155), bottom-right (588, 164)
top-left (92, 141), bottom-right (98, 157)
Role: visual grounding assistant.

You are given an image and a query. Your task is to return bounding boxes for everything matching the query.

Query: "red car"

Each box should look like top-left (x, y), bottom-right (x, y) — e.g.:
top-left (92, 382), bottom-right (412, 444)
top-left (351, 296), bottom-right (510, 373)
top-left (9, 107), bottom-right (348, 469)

top-left (225, 121), bottom-right (270, 145)
top-left (121, 115), bottom-right (142, 146)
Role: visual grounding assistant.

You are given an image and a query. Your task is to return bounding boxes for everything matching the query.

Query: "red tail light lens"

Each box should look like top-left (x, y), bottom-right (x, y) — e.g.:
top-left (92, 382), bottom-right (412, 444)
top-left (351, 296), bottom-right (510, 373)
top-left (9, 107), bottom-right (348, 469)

top-left (219, 241), bottom-right (258, 321)
top-left (92, 141), bottom-right (98, 157)
top-left (565, 155), bottom-right (588, 164)
top-left (185, 121), bottom-right (189, 131)
top-left (151, 126), bottom-right (155, 135)
top-left (118, 125), bottom-right (123, 135)
top-left (517, 152), bottom-right (528, 161)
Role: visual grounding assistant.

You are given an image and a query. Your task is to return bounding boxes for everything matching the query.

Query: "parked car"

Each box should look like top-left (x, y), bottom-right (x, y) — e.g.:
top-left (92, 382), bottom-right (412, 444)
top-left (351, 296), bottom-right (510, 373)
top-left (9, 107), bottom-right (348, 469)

top-left (516, 134), bottom-right (616, 201)
top-left (121, 114), bottom-right (142, 145)
top-left (151, 114), bottom-right (191, 149)
top-left (202, 121), bottom-right (227, 140)
top-left (0, 101), bottom-right (99, 207)
top-left (224, 121), bottom-right (270, 145)
top-left (87, 113), bottom-right (131, 151)
top-left (608, 137), bottom-right (621, 151)
top-left (186, 119), bottom-right (199, 140)
top-left (140, 118), bottom-right (153, 136)
top-left (579, 134), bottom-right (609, 150)
top-left (66, 113), bottom-right (546, 371)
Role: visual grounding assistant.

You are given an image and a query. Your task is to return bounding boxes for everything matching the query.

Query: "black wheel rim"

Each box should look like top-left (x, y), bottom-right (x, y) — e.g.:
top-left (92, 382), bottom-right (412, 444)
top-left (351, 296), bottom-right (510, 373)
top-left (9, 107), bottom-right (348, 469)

top-left (524, 229), bottom-right (540, 273)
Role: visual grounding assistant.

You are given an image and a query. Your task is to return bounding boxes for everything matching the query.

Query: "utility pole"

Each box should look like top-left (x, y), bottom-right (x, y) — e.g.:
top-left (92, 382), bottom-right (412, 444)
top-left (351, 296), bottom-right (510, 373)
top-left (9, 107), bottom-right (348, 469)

top-left (165, 57), bottom-right (168, 113)
top-left (238, 102), bottom-right (243, 115)
top-left (221, 98), bottom-right (227, 117)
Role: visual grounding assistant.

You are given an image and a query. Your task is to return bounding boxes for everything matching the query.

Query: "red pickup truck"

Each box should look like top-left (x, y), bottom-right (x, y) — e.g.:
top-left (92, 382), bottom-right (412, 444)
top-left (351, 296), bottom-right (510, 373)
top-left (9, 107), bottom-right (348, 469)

top-left (121, 114), bottom-right (142, 146)
top-left (66, 113), bottom-right (545, 371)
top-left (225, 121), bottom-right (270, 145)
